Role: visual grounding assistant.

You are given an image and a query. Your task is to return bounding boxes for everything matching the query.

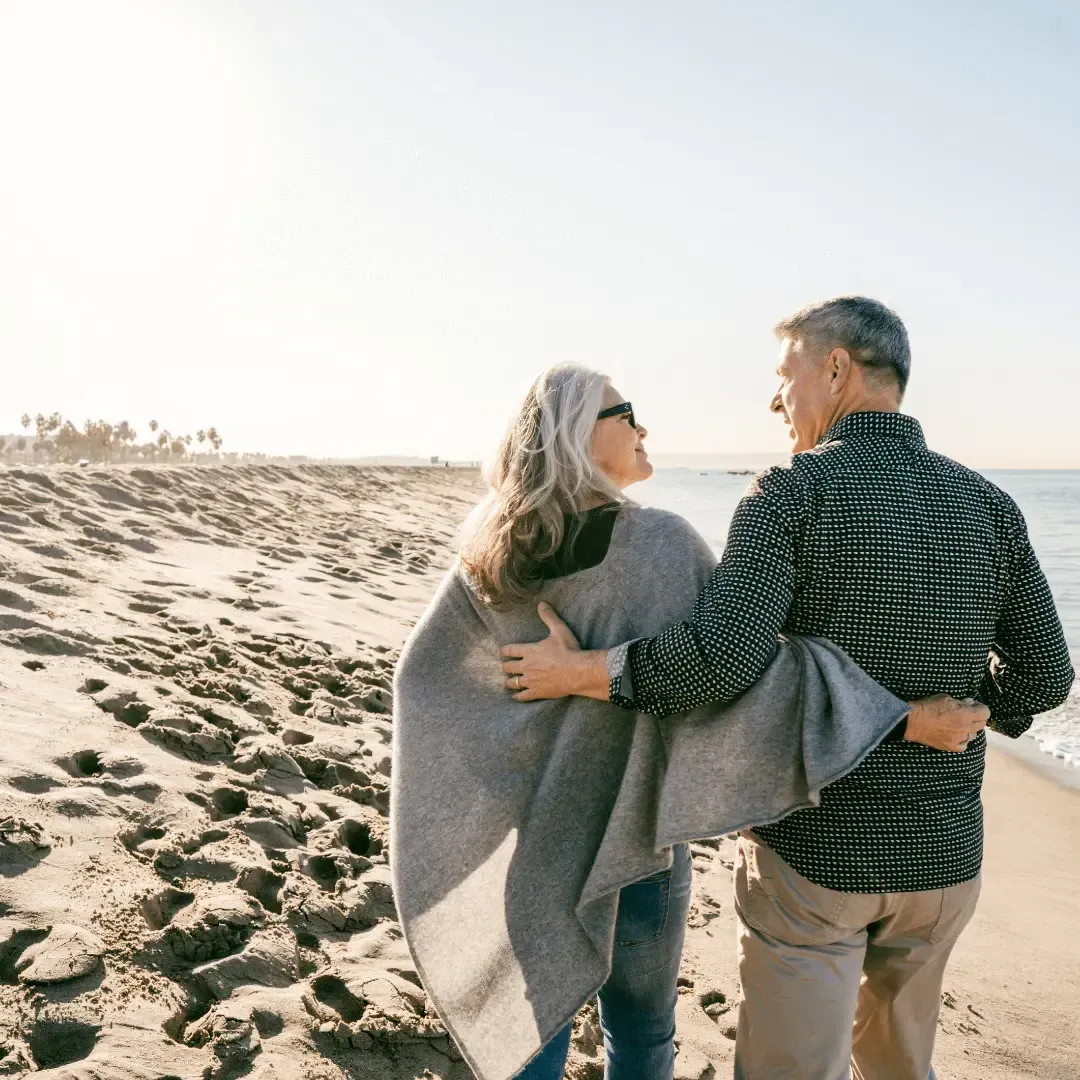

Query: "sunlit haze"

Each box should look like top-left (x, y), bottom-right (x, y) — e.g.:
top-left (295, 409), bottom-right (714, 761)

top-left (2, 1), bottom-right (1078, 467)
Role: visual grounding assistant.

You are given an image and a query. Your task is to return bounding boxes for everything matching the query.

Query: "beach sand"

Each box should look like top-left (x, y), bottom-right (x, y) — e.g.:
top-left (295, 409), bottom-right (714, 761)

top-left (1, 464), bottom-right (1076, 1079)
top-left (0, 463), bottom-right (483, 1078)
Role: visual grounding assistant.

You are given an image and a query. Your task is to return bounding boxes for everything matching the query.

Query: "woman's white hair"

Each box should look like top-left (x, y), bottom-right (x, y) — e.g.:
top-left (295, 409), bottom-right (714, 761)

top-left (460, 363), bottom-right (626, 606)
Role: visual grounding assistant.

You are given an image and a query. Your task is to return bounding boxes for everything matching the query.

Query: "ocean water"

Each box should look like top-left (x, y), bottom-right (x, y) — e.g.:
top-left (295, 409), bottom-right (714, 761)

top-left (637, 468), bottom-right (1080, 768)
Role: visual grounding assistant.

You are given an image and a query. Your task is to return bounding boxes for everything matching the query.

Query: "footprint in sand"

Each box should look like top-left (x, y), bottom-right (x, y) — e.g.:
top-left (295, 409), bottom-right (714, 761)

top-left (24, 1019), bottom-right (100, 1071)
top-left (0, 816), bottom-right (52, 865)
top-left (310, 973), bottom-right (366, 1022)
top-left (94, 690), bottom-right (153, 728)
top-left (235, 866), bottom-right (286, 914)
top-left (59, 749), bottom-right (110, 778)
top-left (281, 728), bottom-right (315, 746)
top-left (699, 989), bottom-right (734, 1022)
top-left (183, 1001), bottom-right (265, 1072)
top-left (141, 886), bottom-right (196, 930)
top-left (121, 822), bottom-right (169, 858)
top-left (208, 787), bottom-right (249, 819)
top-left (163, 892), bottom-right (264, 964)
top-left (139, 712), bottom-right (234, 760)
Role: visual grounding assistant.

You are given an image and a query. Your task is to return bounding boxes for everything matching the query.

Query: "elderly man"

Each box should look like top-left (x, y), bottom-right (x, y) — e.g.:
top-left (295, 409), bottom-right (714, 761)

top-left (501, 296), bottom-right (1074, 1080)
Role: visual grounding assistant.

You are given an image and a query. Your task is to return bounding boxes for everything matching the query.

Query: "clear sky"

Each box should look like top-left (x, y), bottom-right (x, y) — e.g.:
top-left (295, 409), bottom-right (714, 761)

top-left (2, 1), bottom-right (1078, 466)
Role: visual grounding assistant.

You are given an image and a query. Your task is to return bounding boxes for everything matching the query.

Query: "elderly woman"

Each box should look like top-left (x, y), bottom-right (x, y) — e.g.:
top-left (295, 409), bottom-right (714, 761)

top-left (391, 365), bottom-right (982, 1080)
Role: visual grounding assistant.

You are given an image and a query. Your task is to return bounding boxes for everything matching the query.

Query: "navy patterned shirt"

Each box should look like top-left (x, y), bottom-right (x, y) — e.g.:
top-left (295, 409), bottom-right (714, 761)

top-left (610, 412), bottom-right (1074, 892)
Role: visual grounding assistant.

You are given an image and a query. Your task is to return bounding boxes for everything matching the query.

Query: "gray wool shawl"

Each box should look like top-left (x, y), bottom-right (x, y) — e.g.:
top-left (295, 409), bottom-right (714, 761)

top-left (390, 506), bottom-right (908, 1080)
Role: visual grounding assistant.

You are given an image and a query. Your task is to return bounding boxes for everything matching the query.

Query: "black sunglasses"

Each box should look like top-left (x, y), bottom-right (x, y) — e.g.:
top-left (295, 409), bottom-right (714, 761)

top-left (597, 401), bottom-right (636, 429)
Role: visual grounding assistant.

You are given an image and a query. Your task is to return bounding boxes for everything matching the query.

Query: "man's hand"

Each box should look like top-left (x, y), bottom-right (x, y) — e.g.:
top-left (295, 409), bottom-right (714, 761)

top-left (501, 603), bottom-right (611, 701)
top-left (905, 694), bottom-right (990, 753)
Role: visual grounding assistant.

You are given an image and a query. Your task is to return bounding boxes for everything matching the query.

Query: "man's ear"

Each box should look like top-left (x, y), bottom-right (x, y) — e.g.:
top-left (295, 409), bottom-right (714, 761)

top-left (828, 348), bottom-right (853, 395)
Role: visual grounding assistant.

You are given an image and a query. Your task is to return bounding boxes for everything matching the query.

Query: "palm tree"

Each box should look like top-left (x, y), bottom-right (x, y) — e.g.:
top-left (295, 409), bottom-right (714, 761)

top-left (32, 413), bottom-right (61, 461)
top-left (207, 426), bottom-right (223, 452)
top-left (113, 421), bottom-right (136, 461)
top-left (149, 419), bottom-right (159, 435)
top-left (59, 421), bottom-right (82, 463)
top-left (92, 420), bottom-right (113, 462)
top-left (20, 414), bottom-right (30, 433)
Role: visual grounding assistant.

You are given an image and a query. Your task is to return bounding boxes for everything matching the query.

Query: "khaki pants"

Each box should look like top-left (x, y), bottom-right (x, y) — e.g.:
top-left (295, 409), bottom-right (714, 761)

top-left (733, 836), bottom-right (981, 1080)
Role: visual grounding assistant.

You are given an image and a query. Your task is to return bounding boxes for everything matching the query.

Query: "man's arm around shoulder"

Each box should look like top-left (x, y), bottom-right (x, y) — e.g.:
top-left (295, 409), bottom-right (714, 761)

top-left (502, 466), bottom-right (808, 714)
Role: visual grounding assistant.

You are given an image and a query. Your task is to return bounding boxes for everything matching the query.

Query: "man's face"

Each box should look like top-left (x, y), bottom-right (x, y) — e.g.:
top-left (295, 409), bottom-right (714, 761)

top-left (770, 337), bottom-right (834, 453)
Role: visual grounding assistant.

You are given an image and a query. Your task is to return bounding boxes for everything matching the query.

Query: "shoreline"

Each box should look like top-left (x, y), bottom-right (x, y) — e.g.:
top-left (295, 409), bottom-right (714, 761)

top-left (987, 729), bottom-right (1080, 793)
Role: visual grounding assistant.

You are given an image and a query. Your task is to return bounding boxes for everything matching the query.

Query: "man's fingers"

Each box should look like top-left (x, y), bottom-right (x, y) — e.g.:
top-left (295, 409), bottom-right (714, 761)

top-left (500, 644), bottom-right (526, 659)
top-left (501, 660), bottom-right (526, 675)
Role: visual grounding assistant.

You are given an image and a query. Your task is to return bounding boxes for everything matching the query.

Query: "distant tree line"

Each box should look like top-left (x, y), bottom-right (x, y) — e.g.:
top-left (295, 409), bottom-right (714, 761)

top-left (0, 413), bottom-right (224, 464)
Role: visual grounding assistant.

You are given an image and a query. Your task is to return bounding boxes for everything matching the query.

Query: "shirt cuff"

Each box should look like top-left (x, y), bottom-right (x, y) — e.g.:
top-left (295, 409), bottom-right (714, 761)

top-left (606, 640), bottom-right (640, 706)
top-left (881, 714), bottom-right (909, 742)
top-left (988, 714), bottom-right (1033, 738)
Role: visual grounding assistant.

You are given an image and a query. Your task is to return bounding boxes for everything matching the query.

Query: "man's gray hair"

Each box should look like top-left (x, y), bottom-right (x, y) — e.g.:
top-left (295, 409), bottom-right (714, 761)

top-left (774, 296), bottom-right (911, 394)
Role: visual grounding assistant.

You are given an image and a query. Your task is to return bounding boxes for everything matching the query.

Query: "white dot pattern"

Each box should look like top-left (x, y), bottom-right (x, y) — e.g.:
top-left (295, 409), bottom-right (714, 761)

top-left (618, 412), bottom-right (1075, 892)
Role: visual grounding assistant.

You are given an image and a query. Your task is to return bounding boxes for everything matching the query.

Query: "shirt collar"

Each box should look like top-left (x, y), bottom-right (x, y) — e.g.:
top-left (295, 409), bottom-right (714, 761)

top-left (818, 411), bottom-right (926, 448)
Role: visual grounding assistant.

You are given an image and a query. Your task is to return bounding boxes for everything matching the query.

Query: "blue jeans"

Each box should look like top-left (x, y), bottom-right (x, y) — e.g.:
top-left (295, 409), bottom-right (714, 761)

top-left (518, 843), bottom-right (693, 1080)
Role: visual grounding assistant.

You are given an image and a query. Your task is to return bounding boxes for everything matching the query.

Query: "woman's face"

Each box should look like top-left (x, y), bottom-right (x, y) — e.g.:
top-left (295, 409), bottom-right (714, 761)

top-left (591, 383), bottom-right (652, 489)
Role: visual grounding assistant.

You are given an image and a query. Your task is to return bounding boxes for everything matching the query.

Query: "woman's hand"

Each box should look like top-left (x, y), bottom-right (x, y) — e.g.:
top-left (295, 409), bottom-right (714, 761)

top-left (904, 694), bottom-right (990, 752)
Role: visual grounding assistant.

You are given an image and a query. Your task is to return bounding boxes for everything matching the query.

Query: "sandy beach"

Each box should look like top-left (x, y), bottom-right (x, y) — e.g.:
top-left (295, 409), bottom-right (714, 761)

top-left (1, 464), bottom-right (1076, 1079)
